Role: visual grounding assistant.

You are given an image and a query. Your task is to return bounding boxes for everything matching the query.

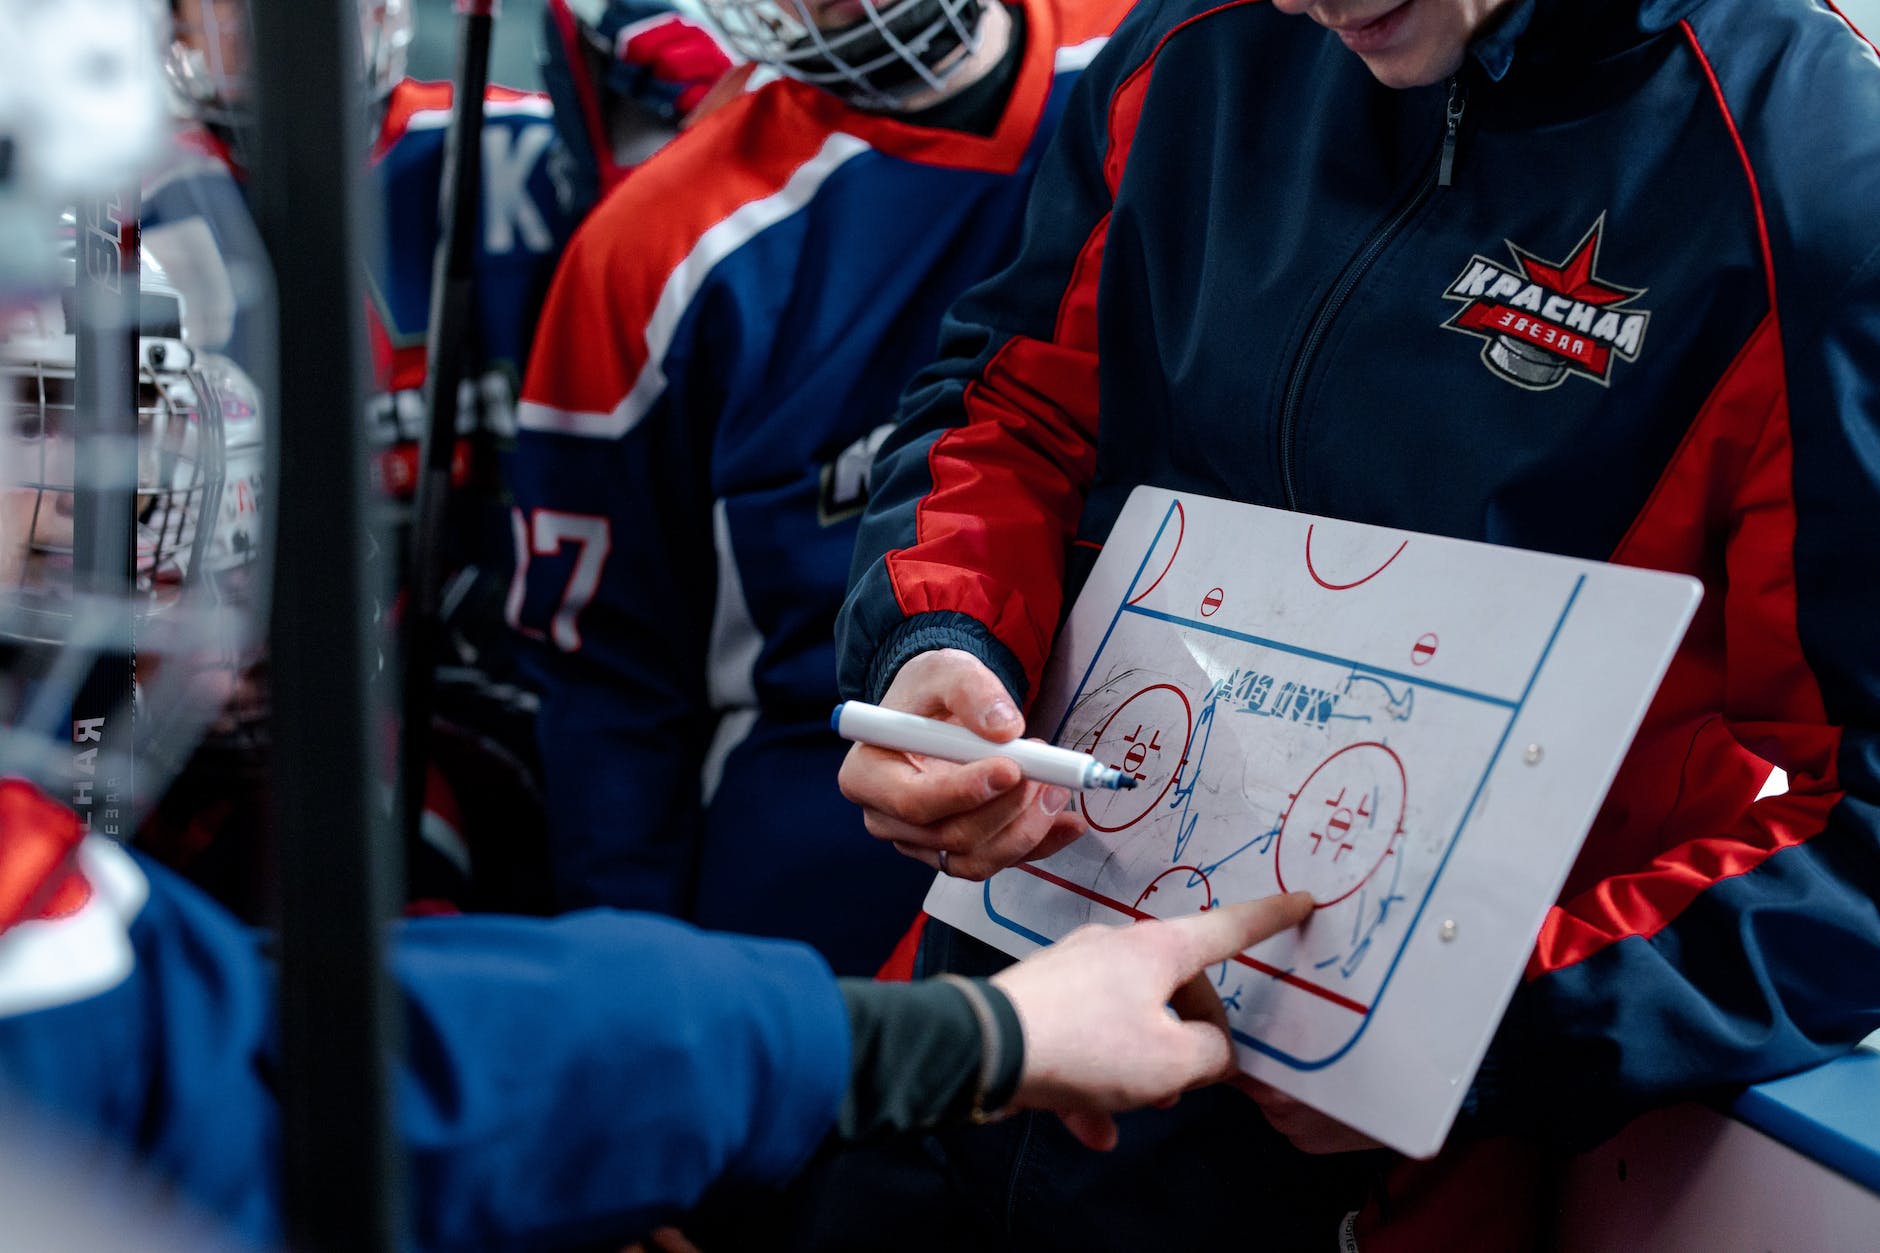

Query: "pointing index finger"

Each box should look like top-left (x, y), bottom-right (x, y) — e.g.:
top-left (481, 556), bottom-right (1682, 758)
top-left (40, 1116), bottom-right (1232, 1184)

top-left (1164, 892), bottom-right (1315, 978)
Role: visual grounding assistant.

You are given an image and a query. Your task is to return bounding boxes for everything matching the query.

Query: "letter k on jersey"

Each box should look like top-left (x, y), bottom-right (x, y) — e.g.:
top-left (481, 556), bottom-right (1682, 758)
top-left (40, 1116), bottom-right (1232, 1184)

top-left (1443, 214), bottom-right (1652, 390)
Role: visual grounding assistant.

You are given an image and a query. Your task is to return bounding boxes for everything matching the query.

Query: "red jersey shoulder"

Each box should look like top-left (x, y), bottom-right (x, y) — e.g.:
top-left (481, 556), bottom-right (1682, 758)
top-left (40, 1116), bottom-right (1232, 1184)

top-left (373, 79), bottom-right (555, 161)
top-left (557, 72), bottom-right (840, 299)
top-left (1047, 0), bottom-right (1137, 51)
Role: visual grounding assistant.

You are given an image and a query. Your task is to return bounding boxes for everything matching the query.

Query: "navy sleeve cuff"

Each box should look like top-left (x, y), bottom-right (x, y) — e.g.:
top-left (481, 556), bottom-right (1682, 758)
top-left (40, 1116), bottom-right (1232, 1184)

top-left (866, 611), bottom-right (1031, 708)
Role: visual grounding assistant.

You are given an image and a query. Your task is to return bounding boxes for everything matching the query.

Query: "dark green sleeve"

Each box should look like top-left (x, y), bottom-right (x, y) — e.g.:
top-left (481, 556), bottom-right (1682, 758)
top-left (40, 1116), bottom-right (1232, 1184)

top-left (833, 977), bottom-right (1025, 1144)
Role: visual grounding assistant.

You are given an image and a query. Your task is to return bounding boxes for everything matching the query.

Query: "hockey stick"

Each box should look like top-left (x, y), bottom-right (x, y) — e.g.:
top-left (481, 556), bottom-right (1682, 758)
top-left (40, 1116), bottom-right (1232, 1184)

top-left (69, 191), bottom-right (141, 836)
top-left (401, 0), bottom-right (500, 855)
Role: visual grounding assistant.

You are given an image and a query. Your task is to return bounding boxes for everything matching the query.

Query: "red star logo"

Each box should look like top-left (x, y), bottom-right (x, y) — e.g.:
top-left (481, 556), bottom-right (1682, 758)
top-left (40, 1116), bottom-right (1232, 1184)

top-left (1507, 219), bottom-right (1641, 308)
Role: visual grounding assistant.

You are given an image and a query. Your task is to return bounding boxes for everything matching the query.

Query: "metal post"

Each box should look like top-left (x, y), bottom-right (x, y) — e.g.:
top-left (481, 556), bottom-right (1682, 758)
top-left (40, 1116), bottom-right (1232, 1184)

top-left (245, 0), bottom-right (404, 1246)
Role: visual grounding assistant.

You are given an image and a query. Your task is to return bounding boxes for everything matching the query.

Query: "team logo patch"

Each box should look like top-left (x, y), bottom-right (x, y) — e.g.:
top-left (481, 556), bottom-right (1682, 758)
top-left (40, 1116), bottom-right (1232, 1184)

top-left (1442, 214), bottom-right (1650, 390)
top-left (817, 422), bottom-right (895, 525)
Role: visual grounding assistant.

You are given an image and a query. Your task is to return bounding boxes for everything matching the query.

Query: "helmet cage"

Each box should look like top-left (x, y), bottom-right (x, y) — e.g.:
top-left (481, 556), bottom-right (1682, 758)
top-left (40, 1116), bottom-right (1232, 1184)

top-left (701, 0), bottom-right (986, 107)
top-left (0, 332), bottom-right (228, 644)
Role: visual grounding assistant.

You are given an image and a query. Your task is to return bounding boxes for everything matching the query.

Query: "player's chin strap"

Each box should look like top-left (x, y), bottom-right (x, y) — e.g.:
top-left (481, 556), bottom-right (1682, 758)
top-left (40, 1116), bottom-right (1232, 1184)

top-left (789, 0), bottom-right (988, 108)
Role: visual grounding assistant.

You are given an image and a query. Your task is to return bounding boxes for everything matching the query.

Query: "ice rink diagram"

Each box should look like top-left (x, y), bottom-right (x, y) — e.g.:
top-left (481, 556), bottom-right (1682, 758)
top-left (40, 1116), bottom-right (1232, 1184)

top-left (926, 487), bottom-right (1700, 1153)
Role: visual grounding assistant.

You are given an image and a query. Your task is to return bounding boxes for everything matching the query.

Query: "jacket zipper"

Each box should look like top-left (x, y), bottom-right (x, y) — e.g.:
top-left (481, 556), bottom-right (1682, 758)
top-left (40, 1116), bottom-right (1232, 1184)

top-left (1438, 75), bottom-right (1466, 187)
top-left (1276, 76), bottom-right (1467, 510)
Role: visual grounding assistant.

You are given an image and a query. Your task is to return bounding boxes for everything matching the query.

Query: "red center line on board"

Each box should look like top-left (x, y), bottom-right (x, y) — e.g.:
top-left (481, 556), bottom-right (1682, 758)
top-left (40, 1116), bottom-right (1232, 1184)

top-left (1014, 864), bottom-right (1371, 1015)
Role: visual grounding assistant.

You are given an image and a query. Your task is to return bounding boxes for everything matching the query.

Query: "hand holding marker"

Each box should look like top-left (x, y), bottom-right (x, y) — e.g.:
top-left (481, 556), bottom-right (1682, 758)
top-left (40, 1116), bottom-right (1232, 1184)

top-left (832, 701), bottom-right (1140, 792)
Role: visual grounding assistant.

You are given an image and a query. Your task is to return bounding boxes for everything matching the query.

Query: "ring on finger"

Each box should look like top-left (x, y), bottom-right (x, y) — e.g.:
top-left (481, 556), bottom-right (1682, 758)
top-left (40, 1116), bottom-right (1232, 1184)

top-left (938, 849), bottom-right (952, 877)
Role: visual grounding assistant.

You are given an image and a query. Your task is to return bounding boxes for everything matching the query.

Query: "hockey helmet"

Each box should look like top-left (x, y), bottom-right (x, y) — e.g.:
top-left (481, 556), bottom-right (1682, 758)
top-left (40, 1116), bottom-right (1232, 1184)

top-left (697, 0), bottom-right (990, 107)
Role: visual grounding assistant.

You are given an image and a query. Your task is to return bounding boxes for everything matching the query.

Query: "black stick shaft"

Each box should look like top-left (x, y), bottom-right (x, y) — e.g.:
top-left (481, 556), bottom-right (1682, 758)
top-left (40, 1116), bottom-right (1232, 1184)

top-left (401, 0), bottom-right (497, 853)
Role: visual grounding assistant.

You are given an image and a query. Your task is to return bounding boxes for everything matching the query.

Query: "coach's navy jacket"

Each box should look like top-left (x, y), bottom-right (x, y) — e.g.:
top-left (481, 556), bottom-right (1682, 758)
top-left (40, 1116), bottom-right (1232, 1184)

top-left (840, 0), bottom-right (1880, 1147)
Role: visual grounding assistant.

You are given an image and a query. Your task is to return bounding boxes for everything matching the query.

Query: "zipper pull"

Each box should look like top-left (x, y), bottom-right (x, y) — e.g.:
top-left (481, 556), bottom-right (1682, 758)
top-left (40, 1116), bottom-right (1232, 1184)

top-left (1439, 76), bottom-right (1466, 187)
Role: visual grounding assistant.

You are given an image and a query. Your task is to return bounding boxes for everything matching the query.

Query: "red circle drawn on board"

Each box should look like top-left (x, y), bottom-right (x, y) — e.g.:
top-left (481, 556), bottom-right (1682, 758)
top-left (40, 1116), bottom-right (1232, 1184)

top-left (1081, 684), bottom-right (1193, 834)
top-left (1127, 501), bottom-right (1186, 607)
top-left (1274, 742), bottom-right (1407, 907)
top-left (1304, 523), bottom-right (1409, 591)
top-left (1134, 865), bottom-right (1214, 915)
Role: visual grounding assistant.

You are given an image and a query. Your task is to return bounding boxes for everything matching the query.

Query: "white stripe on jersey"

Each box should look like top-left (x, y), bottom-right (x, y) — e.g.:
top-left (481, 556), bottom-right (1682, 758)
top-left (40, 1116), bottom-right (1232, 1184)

top-left (701, 499), bottom-right (764, 806)
top-left (398, 94), bottom-right (556, 136)
top-left (0, 839), bottom-right (148, 1018)
top-left (1054, 36), bottom-right (1110, 73)
top-left (518, 130), bottom-right (874, 440)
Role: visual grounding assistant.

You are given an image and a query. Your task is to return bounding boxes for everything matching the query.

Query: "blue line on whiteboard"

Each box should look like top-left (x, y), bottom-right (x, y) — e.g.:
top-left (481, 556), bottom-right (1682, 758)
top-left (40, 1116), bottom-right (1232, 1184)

top-left (1050, 500), bottom-right (1184, 746)
top-left (1124, 604), bottom-right (1519, 710)
top-left (1188, 823), bottom-right (1280, 886)
top-left (982, 881), bottom-right (1053, 948)
top-left (1337, 846), bottom-right (1407, 980)
top-left (1343, 673), bottom-right (1416, 722)
top-left (1232, 573), bottom-right (1586, 1070)
top-left (1166, 691), bottom-right (1220, 864)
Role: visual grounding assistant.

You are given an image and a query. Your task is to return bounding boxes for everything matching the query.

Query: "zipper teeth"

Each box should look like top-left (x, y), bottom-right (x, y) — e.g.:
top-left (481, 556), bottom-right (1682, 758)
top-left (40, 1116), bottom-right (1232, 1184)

top-left (1276, 165), bottom-right (1438, 510)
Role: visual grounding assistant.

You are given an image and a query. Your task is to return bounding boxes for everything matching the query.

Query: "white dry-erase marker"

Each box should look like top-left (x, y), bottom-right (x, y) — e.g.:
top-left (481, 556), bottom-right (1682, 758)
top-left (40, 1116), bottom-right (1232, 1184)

top-left (831, 700), bottom-right (1140, 791)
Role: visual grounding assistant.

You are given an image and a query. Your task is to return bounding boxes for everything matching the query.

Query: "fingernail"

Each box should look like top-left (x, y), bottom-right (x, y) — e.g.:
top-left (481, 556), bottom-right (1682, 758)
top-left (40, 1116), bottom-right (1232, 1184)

top-left (1039, 785), bottom-right (1069, 815)
top-left (985, 700), bottom-right (1021, 733)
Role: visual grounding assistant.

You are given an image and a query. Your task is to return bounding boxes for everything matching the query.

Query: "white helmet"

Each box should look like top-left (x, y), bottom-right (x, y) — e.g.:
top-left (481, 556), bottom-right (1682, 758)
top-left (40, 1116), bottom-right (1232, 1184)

top-left (698, 0), bottom-right (987, 107)
top-left (0, 250), bottom-right (262, 642)
top-left (163, 0), bottom-right (413, 125)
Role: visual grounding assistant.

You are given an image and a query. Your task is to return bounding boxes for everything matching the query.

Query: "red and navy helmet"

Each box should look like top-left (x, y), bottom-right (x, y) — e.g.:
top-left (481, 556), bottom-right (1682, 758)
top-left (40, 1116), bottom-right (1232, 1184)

top-left (540, 0), bottom-right (734, 204)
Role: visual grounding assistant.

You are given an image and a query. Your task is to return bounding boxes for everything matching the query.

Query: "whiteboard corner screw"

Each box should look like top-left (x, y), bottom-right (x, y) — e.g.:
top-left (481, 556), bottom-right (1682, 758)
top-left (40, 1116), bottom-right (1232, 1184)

top-left (1439, 919), bottom-right (1458, 942)
top-left (1523, 743), bottom-right (1544, 765)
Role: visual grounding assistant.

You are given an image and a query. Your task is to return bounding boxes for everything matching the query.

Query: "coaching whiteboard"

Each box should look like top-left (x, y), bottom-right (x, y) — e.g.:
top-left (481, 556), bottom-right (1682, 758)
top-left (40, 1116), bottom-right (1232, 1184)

top-left (925, 486), bottom-right (1700, 1157)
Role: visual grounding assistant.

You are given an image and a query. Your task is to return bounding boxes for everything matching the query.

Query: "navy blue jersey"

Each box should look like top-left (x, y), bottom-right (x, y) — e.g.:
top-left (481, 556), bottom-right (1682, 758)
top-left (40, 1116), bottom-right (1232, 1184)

top-left (367, 79), bottom-right (584, 499)
top-left (506, 0), bottom-right (1134, 974)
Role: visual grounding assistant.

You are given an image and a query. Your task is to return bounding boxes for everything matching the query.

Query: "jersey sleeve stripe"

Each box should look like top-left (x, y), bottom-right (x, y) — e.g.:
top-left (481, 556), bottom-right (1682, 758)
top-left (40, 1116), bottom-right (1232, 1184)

top-left (517, 130), bottom-right (873, 440)
top-left (1105, 2), bottom-right (1260, 195)
top-left (1681, 21), bottom-right (1779, 316)
top-left (1054, 37), bottom-right (1111, 73)
top-left (885, 10), bottom-right (1231, 691)
top-left (889, 222), bottom-right (1109, 690)
top-left (1529, 311), bottom-right (1846, 974)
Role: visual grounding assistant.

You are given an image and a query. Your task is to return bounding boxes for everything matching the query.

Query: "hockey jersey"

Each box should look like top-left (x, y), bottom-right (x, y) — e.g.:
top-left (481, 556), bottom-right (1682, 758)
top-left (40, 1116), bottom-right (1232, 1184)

top-left (0, 780), bottom-right (848, 1249)
top-left (367, 78), bottom-right (584, 502)
top-left (506, 0), bottom-right (1135, 974)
